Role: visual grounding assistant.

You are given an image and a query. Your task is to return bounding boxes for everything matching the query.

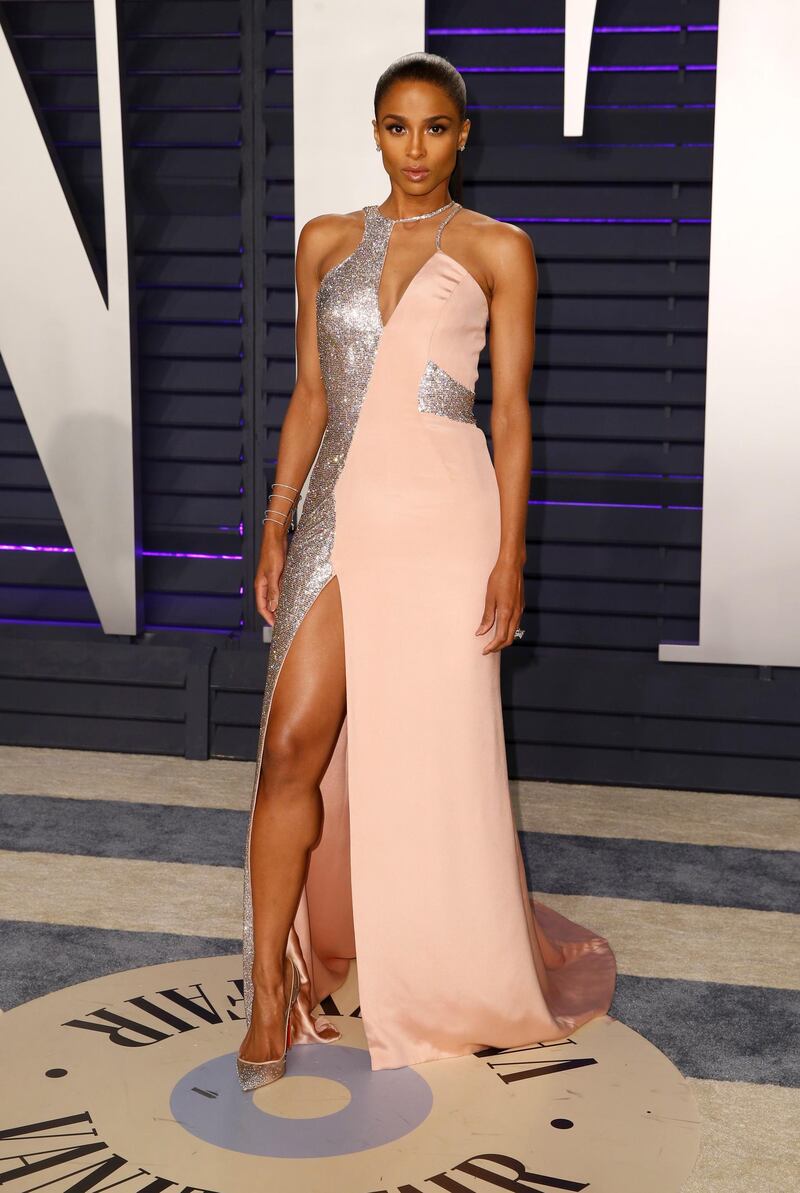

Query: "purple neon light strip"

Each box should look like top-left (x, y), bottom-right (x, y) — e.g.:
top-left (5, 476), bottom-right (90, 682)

top-left (271, 214), bottom-right (710, 226)
top-left (532, 499), bottom-right (657, 509)
top-left (273, 64), bottom-right (715, 76)
top-left (0, 544), bottom-right (243, 561)
top-left (530, 500), bottom-right (702, 510)
top-left (427, 25), bottom-right (717, 35)
top-left (143, 549), bottom-right (243, 560)
top-left (533, 469), bottom-right (704, 480)
top-left (454, 65), bottom-right (716, 73)
top-left (467, 103), bottom-right (715, 111)
top-left (0, 616), bottom-right (241, 634)
top-left (267, 24), bottom-right (718, 36)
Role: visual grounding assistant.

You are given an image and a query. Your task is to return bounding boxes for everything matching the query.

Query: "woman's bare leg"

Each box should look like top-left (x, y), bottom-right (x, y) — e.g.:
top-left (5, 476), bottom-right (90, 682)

top-left (240, 574), bottom-right (346, 1062)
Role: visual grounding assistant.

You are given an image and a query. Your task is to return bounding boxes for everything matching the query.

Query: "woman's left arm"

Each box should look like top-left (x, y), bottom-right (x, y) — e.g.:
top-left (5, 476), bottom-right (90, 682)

top-left (475, 222), bottom-right (538, 654)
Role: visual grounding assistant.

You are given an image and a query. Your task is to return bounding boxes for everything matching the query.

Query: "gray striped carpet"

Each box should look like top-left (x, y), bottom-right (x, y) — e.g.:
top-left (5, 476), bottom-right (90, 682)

top-left (0, 746), bottom-right (797, 1190)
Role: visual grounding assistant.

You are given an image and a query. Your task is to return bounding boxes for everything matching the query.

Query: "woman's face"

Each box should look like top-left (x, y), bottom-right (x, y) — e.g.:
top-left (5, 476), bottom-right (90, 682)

top-left (373, 79), bottom-right (468, 194)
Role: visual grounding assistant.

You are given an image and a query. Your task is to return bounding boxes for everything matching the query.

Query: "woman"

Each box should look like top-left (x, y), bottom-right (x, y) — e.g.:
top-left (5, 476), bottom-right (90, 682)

top-left (237, 52), bottom-right (616, 1091)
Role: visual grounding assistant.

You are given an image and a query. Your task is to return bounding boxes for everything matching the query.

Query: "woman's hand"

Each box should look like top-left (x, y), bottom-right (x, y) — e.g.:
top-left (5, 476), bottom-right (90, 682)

top-left (254, 531), bottom-right (289, 627)
top-left (475, 557), bottom-right (525, 654)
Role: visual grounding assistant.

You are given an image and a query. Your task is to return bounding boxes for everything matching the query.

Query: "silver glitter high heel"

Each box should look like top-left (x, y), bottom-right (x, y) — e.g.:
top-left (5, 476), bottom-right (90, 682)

top-left (237, 956), bottom-right (299, 1092)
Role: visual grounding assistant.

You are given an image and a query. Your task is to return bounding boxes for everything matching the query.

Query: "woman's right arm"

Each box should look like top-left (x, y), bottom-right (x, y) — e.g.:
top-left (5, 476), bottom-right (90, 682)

top-left (254, 216), bottom-right (333, 627)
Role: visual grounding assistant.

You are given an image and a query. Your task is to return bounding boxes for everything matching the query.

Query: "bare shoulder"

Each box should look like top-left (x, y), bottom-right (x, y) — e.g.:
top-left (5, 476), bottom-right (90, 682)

top-left (453, 207), bottom-right (536, 294)
top-left (298, 208), bottom-right (365, 243)
top-left (296, 209), bottom-right (366, 278)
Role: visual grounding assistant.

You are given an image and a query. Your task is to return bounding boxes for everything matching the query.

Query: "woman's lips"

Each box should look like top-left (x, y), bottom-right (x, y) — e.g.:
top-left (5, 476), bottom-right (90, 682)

top-left (403, 168), bottom-right (429, 180)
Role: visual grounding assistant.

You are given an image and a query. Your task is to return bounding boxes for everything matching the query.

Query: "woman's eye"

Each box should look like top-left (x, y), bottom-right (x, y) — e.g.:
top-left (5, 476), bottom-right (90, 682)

top-left (384, 124), bottom-right (448, 135)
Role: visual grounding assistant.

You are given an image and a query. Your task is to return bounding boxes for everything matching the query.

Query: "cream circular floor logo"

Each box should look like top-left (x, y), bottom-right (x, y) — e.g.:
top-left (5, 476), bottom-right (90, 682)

top-left (0, 955), bottom-right (700, 1192)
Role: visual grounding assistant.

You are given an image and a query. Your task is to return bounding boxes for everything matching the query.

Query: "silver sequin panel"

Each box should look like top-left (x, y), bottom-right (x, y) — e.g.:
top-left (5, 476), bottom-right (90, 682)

top-left (417, 359), bottom-right (477, 425)
top-left (241, 206), bottom-right (392, 1026)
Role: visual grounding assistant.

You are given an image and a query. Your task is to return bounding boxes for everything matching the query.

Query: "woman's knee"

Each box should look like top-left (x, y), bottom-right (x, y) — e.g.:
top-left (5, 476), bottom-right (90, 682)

top-left (261, 720), bottom-right (317, 793)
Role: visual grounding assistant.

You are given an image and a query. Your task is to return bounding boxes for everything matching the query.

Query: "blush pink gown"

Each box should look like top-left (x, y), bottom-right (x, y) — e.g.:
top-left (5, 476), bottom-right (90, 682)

top-left (242, 201), bottom-right (616, 1071)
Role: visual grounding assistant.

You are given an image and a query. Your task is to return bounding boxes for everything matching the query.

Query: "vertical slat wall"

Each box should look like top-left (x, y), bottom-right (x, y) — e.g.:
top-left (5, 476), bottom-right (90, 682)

top-left (0, 0), bottom-right (250, 633)
top-left (207, 0), bottom-right (292, 759)
top-left (259, 2), bottom-right (293, 526)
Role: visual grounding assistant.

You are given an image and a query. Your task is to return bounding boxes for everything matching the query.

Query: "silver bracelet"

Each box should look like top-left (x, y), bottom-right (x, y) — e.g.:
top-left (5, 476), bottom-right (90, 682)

top-left (262, 482), bottom-right (301, 530)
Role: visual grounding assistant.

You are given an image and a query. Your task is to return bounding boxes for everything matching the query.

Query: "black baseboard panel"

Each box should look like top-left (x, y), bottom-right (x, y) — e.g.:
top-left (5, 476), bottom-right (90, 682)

top-left (1, 630), bottom-right (798, 798)
top-left (0, 629), bottom-right (244, 762)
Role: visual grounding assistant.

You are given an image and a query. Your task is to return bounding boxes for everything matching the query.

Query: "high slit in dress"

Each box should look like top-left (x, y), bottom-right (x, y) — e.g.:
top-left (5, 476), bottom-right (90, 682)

top-left (241, 201), bottom-right (616, 1071)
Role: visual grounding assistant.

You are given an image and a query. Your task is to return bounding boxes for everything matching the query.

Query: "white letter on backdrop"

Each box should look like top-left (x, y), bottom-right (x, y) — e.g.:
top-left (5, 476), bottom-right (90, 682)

top-left (0, 1), bottom-right (138, 634)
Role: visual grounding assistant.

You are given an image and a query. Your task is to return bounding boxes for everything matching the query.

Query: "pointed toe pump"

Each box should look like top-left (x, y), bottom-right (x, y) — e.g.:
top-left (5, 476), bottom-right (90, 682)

top-left (237, 956), bottom-right (300, 1092)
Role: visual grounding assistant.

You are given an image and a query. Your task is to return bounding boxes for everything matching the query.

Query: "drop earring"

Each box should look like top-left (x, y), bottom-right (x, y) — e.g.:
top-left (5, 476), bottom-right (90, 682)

top-left (375, 144), bottom-right (381, 152)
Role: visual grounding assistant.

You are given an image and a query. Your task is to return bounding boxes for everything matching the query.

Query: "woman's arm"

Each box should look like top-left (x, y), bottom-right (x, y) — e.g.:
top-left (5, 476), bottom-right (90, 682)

top-left (475, 222), bottom-right (538, 653)
top-left (254, 217), bottom-right (333, 626)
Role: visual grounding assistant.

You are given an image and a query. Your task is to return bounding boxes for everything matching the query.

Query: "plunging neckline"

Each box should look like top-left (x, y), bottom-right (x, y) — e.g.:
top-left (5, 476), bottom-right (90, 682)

top-left (377, 247), bottom-right (445, 330)
top-left (316, 205), bottom-right (489, 332)
top-left (373, 205), bottom-right (462, 331)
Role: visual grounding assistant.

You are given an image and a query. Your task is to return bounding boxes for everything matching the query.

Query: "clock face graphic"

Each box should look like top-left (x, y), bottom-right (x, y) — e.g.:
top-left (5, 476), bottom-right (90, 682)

top-left (0, 956), bottom-right (700, 1192)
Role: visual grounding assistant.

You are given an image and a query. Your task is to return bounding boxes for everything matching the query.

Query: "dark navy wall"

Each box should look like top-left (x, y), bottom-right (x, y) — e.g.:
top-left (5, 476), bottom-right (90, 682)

top-left (1, 0), bottom-right (799, 795)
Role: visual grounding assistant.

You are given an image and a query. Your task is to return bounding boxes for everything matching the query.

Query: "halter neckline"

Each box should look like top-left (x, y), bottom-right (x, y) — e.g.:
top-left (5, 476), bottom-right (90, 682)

top-left (372, 201), bottom-right (460, 226)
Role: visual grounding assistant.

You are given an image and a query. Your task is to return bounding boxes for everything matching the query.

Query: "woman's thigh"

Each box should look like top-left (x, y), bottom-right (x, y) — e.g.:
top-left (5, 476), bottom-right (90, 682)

top-left (260, 574), bottom-right (346, 791)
